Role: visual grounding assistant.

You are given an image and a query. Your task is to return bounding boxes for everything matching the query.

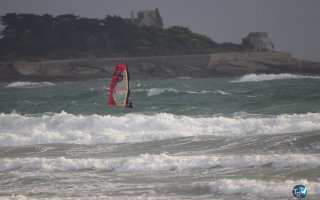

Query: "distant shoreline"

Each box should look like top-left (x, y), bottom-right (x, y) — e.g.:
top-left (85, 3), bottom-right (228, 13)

top-left (1, 52), bottom-right (320, 81)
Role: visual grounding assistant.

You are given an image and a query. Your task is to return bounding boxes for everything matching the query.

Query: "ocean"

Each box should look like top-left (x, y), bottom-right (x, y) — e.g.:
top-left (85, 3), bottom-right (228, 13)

top-left (0, 73), bottom-right (320, 200)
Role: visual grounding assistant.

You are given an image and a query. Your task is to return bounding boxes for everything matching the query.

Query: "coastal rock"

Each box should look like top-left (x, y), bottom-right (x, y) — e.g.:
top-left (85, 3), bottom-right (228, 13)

top-left (1, 52), bottom-right (320, 81)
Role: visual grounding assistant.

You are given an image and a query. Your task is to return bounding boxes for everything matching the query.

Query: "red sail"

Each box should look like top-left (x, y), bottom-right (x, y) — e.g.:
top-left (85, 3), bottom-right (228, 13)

top-left (107, 63), bottom-right (131, 107)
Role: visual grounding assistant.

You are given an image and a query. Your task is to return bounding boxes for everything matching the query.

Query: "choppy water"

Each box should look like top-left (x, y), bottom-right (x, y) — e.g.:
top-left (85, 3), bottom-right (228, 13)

top-left (0, 73), bottom-right (320, 199)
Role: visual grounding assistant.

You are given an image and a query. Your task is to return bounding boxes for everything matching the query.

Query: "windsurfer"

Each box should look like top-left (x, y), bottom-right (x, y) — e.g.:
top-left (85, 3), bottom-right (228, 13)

top-left (127, 100), bottom-right (133, 108)
top-left (117, 74), bottom-right (123, 82)
top-left (107, 62), bottom-right (133, 109)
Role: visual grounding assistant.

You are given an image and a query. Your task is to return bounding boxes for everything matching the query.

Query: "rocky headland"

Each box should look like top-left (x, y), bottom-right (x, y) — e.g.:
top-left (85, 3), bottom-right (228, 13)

top-left (1, 52), bottom-right (320, 81)
top-left (1, 13), bottom-right (319, 81)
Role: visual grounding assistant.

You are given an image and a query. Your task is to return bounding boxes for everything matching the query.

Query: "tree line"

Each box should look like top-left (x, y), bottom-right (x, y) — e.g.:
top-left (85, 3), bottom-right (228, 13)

top-left (0, 13), bottom-right (242, 60)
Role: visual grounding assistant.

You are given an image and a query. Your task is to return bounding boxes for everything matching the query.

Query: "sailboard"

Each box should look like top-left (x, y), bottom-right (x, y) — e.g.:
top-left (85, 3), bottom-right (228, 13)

top-left (107, 62), bottom-right (132, 108)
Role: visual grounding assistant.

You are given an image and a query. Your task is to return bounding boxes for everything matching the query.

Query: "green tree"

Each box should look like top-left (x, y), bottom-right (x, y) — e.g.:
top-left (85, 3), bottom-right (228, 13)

top-left (0, 13), bottom-right (242, 60)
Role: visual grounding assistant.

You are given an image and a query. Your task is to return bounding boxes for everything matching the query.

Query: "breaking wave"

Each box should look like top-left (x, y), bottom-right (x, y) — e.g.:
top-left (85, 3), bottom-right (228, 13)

top-left (1, 153), bottom-right (319, 172)
top-left (231, 73), bottom-right (320, 83)
top-left (185, 90), bottom-right (230, 95)
top-left (209, 179), bottom-right (320, 197)
top-left (1, 111), bottom-right (320, 146)
top-left (6, 82), bottom-right (55, 88)
top-left (144, 88), bottom-right (230, 96)
top-left (147, 88), bottom-right (179, 96)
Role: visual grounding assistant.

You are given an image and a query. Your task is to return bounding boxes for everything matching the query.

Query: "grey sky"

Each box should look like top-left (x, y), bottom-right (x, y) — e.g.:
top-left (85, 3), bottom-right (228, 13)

top-left (0, 0), bottom-right (319, 61)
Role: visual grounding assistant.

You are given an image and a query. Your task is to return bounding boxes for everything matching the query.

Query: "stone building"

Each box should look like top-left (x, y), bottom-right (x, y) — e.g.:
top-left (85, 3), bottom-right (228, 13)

top-left (130, 8), bottom-right (163, 28)
top-left (242, 32), bottom-right (274, 52)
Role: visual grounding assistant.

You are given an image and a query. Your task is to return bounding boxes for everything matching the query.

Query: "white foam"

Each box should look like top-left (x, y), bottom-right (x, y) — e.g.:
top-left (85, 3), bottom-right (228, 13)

top-left (189, 90), bottom-right (230, 95)
top-left (215, 90), bottom-right (230, 95)
top-left (6, 82), bottom-right (55, 88)
top-left (0, 195), bottom-right (165, 200)
top-left (1, 154), bottom-right (319, 172)
top-left (231, 73), bottom-right (320, 83)
top-left (147, 88), bottom-right (179, 96)
top-left (116, 154), bottom-right (320, 172)
top-left (185, 90), bottom-right (212, 94)
top-left (135, 88), bottom-right (230, 96)
top-left (1, 112), bottom-right (320, 146)
top-left (209, 179), bottom-right (320, 197)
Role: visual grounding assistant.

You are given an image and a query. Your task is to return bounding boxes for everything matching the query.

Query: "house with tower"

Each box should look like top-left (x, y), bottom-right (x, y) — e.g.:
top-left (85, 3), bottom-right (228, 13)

top-left (130, 8), bottom-right (163, 29)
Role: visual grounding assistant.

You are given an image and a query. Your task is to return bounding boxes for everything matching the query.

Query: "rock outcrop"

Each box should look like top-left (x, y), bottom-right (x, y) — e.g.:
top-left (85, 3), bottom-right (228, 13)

top-left (1, 52), bottom-right (320, 81)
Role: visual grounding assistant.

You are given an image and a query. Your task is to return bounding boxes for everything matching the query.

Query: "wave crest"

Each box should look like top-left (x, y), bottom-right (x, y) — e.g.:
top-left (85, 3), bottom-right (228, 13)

top-left (209, 179), bottom-right (320, 197)
top-left (1, 112), bottom-right (320, 146)
top-left (231, 73), bottom-right (320, 83)
top-left (1, 154), bottom-right (319, 172)
top-left (147, 88), bottom-right (179, 96)
top-left (143, 88), bottom-right (230, 96)
top-left (6, 82), bottom-right (55, 88)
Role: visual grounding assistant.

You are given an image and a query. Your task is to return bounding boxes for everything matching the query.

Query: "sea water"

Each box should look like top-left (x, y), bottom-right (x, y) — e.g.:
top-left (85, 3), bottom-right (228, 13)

top-left (0, 74), bottom-right (320, 199)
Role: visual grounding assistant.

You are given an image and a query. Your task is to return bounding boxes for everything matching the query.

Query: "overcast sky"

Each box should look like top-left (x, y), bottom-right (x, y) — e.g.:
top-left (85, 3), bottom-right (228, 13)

top-left (1, 0), bottom-right (319, 61)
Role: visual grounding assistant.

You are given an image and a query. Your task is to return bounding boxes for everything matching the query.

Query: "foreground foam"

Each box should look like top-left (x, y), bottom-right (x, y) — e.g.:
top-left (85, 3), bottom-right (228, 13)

top-left (209, 179), bottom-right (320, 197)
top-left (231, 73), bottom-right (320, 83)
top-left (0, 195), bottom-right (168, 200)
top-left (6, 82), bottom-right (55, 88)
top-left (1, 154), bottom-right (319, 172)
top-left (3, 180), bottom-right (319, 199)
top-left (1, 112), bottom-right (320, 146)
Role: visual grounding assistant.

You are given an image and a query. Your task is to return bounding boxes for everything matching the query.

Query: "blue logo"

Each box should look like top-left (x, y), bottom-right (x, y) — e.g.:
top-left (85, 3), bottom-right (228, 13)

top-left (292, 185), bottom-right (307, 199)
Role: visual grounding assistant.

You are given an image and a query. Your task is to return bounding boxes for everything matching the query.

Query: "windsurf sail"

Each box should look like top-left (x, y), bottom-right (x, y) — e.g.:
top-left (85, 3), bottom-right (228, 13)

top-left (107, 62), bottom-right (132, 108)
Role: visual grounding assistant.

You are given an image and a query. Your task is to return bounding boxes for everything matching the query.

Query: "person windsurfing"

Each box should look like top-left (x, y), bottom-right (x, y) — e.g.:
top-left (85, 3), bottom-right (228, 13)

top-left (127, 99), bottom-right (133, 108)
top-left (107, 62), bottom-right (133, 108)
top-left (126, 90), bottom-right (133, 108)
